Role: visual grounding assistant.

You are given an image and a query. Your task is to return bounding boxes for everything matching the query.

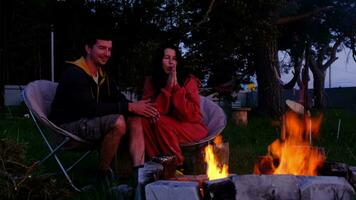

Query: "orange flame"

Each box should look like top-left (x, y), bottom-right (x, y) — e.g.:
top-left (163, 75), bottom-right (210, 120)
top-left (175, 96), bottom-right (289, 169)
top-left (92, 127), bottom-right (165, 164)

top-left (255, 111), bottom-right (325, 176)
top-left (204, 136), bottom-right (229, 180)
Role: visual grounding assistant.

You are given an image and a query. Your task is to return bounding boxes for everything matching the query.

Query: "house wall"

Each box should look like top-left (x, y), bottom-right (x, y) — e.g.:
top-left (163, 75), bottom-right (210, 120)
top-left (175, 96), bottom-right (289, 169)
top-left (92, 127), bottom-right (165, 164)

top-left (236, 87), bottom-right (356, 111)
top-left (283, 87), bottom-right (356, 110)
top-left (4, 85), bottom-right (25, 106)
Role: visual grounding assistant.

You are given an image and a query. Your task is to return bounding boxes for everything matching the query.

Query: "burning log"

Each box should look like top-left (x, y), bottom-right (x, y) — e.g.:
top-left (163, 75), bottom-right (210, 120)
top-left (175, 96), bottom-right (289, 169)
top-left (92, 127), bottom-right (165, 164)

top-left (204, 136), bottom-right (229, 180)
top-left (253, 156), bottom-right (276, 175)
top-left (255, 111), bottom-right (326, 176)
top-left (175, 175), bottom-right (208, 189)
top-left (203, 178), bottom-right (236, 200)
top-left (319, 162), bottom-right (351, 179)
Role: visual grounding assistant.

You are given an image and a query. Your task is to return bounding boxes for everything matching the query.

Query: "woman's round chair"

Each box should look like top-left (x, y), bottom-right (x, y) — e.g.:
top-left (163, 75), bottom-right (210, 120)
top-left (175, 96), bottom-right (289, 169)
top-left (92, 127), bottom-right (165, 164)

top-left (180, 95), bottom-right (227, 174)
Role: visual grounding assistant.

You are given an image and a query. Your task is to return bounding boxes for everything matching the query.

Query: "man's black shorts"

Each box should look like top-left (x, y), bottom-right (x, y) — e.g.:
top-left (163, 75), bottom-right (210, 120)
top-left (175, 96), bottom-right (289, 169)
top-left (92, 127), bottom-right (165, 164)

top-left (60, 114), bottom-right (121, 142)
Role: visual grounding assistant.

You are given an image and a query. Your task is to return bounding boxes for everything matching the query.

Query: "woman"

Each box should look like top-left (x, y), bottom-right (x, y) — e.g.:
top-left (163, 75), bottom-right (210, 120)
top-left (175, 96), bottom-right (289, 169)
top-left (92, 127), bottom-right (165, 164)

top-left (142, 44), bottom-right (208, 166)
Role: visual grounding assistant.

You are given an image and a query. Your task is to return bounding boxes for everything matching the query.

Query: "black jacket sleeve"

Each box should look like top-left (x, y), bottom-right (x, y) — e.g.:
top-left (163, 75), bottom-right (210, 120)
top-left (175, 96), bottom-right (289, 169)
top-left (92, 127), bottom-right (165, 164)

top-left (51, 66), bottom-right (129, 124)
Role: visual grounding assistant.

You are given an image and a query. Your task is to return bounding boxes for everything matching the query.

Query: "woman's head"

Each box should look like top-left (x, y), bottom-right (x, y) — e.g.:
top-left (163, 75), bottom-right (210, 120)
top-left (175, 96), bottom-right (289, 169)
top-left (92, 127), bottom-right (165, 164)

top-left (151, 44), bottom-right (182, 91)
top-left (161, 48), bottom-right (177, 74)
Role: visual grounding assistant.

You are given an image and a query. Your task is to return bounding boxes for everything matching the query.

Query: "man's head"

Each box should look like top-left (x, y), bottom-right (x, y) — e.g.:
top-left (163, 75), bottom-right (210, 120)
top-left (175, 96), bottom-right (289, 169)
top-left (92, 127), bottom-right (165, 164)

top-left (84, 30), bottom-right (113, 67)
top-left (85, 39), bottom-right (112, 67)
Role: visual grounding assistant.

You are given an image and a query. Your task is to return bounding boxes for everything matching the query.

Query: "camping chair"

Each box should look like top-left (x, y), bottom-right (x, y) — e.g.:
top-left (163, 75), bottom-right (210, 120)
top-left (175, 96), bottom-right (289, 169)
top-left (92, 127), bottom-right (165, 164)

top-left (22, 80), bottom-right (94, 192)
top-left (180, 95), bottom-right (227, 174)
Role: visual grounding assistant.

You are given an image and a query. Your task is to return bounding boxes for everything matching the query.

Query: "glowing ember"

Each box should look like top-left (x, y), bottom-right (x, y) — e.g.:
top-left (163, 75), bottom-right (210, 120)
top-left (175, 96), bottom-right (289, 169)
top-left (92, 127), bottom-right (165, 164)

top-left (204, 136), bottom-right (229, 180)
top-left (255, 111), bottom-right (325, 176)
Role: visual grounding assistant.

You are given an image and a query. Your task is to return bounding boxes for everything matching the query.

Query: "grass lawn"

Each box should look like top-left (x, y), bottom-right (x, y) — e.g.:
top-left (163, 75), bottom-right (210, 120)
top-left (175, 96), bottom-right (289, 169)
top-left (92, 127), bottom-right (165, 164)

top-left (1, 104), bottom-right (356, 199)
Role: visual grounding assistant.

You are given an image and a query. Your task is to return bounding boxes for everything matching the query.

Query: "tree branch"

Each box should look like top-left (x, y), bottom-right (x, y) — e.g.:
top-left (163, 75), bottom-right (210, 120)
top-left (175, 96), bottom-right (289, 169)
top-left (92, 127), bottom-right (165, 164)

top-left (185, 0), bottom-right (215, 35)
top-left (351, 37), bottom-right (356, 63)
top-left (308, 47), bottom-right (319, 75)
top-left (276, 6), bottom-right (333, 25)
top-left (317, 45), bottom-right (327, 67)
top-left (322, 38), bottom-right (342, 71)
top-left (195, 0), bottom-right (215, 28)
top-left (282, 60), bottom-right (302, 89)
top-left (181, 0), bottom-right (215, 39)
top-left (282, 50), bottom-right (303, 89)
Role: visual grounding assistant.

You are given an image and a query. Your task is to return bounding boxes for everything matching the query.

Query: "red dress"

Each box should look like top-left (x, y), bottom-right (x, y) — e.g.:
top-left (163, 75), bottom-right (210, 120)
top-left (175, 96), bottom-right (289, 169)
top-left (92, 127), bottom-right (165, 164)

top-left (142, 75), bottom-right (208, 165)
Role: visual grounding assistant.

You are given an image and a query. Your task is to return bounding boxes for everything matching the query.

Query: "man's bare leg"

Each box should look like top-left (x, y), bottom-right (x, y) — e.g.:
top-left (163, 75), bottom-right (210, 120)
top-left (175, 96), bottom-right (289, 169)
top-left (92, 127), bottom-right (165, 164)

top-left (128, 117), bottom-right (145, 167)
top-left (98, 115), bottom-right (126, 170)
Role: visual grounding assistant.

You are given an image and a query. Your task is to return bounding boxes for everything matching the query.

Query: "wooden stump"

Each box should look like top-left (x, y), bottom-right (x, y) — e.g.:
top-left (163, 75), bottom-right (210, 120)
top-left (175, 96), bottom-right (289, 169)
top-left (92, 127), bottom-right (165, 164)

top-left (232, 107), bottom-right (251, 125)
top-left (182, 146), bottom-right (206, 175)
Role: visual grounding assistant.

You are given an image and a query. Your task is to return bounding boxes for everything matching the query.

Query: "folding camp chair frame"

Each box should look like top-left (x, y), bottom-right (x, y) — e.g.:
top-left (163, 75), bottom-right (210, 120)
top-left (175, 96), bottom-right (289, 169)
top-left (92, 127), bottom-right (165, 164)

top-left (23, 80), bottom-right (94, 192)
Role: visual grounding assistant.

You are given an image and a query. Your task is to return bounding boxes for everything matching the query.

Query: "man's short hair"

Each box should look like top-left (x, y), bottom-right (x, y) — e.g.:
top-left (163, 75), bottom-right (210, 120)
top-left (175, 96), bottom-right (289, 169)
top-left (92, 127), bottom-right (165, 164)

top-left (81, 24), bottom-right (114, 57)
top-left (84, 29), bottom-right (113, 48)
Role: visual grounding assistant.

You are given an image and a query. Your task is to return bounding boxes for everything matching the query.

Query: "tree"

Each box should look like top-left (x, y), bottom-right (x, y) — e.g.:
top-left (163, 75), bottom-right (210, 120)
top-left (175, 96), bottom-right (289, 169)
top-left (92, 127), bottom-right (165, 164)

top-left (186, 0), bottom-right (356, 116)
top-left (0, 0), bottom-right (14, 108)
top-left (184, 0), bottom-right (287, 116)
top-left (1, 0), bottom-right (52, 108)
top-left (280, 0), bottom-right (356, 109)
top-left (3, 0), bottom-right (52, 84)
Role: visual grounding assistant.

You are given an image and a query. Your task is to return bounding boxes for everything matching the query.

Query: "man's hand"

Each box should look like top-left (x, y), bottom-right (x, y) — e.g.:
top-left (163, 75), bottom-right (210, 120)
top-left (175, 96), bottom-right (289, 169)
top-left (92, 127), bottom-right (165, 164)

top-left (128, 100), bottom-right (160, 118)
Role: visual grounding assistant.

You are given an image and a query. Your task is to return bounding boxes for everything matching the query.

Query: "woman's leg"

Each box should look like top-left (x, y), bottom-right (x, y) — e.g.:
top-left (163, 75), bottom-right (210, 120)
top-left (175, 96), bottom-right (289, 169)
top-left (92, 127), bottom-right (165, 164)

top-left (127, 116), bottom-right (145, 167)
top-left (142, 117), bottom-right (161, 158)
top-left (154, 115), bottom-right (208, 165)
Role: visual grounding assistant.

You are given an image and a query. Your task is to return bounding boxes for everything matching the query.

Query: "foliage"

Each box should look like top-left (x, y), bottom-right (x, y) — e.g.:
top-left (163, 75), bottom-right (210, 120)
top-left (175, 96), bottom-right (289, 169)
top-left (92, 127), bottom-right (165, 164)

top-left (3, 0), bottom-right (52, 85)
top-left (0, 139), bottom-right (71, 200)
top-left (2, 0), bottom-right (356, 113)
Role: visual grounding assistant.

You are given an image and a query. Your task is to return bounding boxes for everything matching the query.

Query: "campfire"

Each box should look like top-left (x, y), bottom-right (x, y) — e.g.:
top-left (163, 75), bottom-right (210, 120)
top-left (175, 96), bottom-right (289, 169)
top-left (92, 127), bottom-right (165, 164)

top-left (255, 111), bottom-right (325, 176)
top-left (143, 110), bottom-right (355, 200)
top-left (204, 135), bottom-right (229, 180)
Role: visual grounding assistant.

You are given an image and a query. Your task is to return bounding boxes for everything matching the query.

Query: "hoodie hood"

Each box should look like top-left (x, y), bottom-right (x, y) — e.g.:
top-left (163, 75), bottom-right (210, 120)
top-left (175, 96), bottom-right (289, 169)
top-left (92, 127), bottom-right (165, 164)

top-left (66, 57), bottom-right (106, 84)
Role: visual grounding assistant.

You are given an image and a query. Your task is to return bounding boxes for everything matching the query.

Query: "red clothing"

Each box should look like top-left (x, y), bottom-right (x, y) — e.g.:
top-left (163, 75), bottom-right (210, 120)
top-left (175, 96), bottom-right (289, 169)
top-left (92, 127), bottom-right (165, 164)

top-left (142, 75), bottom-right (208, 165)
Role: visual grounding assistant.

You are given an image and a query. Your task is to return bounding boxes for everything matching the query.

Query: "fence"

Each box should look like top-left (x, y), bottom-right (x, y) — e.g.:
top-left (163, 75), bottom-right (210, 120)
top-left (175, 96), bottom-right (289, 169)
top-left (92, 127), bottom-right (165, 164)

top-left (4, 84), bottom-right (356, 111)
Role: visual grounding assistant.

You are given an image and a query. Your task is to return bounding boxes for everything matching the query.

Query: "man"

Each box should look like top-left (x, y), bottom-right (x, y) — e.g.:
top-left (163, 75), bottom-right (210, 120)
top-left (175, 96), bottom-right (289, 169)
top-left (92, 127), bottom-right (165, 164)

top-left (50, 32), bottom-right (159, 183)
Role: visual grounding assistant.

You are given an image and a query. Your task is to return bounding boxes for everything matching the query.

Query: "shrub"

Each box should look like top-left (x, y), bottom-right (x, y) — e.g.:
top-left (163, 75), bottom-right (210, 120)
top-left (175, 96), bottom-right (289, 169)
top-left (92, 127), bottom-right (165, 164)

top-left (0, 139), bottom-right (71, 200)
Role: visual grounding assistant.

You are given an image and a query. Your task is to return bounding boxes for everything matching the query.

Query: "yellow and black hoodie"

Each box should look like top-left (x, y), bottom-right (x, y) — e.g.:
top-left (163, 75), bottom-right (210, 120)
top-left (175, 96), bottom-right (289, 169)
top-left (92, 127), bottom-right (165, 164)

top-left (49, 57), bottom-right (129, 125)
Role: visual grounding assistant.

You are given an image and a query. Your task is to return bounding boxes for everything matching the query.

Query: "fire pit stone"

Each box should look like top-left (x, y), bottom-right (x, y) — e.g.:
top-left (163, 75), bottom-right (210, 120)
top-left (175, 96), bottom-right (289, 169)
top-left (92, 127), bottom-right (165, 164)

top-left (232, 174), bottom-right (300, 200)
top-left (144, 174), bottom-right (355, 200)
top-left (145, 180), bottom-right (201, 200)
top-left (298, 176), bottom-right (355, 200)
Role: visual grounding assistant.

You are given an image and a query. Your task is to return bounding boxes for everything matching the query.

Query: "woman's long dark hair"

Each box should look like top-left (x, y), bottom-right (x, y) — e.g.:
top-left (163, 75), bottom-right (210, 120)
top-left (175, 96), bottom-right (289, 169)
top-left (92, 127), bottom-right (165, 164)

top-left (151, 43), bottom-right (188, 96)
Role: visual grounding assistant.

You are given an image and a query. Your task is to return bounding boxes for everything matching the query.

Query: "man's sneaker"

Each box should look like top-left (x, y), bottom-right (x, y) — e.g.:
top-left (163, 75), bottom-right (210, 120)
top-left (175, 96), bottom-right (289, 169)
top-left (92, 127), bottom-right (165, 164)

top-left (132, 165), bottom-right (143, 187)
top-left (96, 168), bottom-right (115, 187)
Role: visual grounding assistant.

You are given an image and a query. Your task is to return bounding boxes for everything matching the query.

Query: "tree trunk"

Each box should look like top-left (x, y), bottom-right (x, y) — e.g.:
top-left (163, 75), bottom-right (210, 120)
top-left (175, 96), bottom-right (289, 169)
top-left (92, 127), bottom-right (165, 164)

top-left (312, 68), bottom-right (326, 109)
top-left (309, 41), bottom-right (340, 110)
top-left (0, 0), bottom-right (7, 109)
top-left (254, 36), bottom-right (283, 117)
